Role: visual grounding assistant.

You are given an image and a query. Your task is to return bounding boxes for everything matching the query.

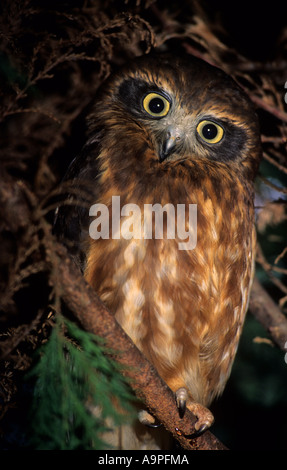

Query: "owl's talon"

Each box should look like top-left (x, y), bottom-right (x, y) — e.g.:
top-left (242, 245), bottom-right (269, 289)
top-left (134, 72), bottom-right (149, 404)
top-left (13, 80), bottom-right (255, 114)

top-left (138, 410), bottom-right (162, 428)
top-left (175, 388), bottom-right (214, 433)
top-left (175, 387), bottom-right (188, 418)
top-left (187, 402), bottom-right (214, 433)
top-left (195, 422), bottom-right (210, 435)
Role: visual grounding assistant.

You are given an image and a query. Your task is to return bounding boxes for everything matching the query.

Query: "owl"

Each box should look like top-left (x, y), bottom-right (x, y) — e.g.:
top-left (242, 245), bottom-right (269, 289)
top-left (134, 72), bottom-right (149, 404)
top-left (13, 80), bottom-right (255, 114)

top-left (55, 52), bottom-right (261, 440)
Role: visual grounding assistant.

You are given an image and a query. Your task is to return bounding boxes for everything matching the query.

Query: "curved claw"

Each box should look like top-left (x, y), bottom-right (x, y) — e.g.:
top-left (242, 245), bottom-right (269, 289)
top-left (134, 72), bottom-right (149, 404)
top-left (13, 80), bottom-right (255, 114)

top-left (175, 387), bottom-right (188, 418)
top-left (138, 410), bottom-right (162, 428)
top-left (144, 421), bottom-right (162, 429)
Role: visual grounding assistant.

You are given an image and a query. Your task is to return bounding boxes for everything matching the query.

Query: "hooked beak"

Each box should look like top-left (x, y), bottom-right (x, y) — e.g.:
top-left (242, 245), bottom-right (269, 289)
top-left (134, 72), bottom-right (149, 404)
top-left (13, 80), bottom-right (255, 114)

top-left (159, 125), bottom-right (184, 162)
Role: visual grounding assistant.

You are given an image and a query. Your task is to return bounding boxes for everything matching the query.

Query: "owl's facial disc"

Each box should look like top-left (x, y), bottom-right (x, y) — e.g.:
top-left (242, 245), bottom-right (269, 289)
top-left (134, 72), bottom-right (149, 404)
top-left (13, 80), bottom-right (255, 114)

top-left (116, 73), bottom-right (254, 166)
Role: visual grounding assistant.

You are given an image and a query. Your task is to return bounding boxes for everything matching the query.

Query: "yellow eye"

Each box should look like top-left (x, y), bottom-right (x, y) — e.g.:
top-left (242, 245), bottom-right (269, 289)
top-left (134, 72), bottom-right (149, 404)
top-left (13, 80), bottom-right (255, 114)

top-left (196, 120), bottom-right (224, 144)
top-left (143, 93), bottom-right (170, 117)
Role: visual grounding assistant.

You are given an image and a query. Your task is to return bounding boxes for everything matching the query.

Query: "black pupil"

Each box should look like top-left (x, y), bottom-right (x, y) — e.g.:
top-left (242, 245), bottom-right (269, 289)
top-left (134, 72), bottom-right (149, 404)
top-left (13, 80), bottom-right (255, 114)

top-left (202, 123), bottom-right (218, 140)
top-left (149, 97), bottom-right (165, 114)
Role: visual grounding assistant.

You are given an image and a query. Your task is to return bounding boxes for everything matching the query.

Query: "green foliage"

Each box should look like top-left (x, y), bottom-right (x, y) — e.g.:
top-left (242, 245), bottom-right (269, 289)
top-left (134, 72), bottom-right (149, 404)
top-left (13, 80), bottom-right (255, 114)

top-left (27, 315), bottom-right (136, 450)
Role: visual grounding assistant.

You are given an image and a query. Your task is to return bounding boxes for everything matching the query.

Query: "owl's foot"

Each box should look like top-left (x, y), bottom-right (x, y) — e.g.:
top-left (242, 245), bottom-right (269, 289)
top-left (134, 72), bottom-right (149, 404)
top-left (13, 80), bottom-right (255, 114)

top-left (175, 387), bottom-right (214, 433)
top-left (138, 410), bottom-right (162, 428)
top-left (187, 401), bottom-right (214, 433)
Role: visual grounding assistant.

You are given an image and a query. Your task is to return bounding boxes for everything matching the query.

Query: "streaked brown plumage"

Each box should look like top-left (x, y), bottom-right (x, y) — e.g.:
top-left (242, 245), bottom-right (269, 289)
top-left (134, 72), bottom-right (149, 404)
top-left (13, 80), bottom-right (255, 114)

top-left (55, 52), bottom-right (261, 442)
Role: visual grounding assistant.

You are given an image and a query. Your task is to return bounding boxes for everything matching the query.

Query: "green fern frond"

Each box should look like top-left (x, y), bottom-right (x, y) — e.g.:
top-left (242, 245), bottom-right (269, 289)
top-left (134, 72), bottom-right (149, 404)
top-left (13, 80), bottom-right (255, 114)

top-left (27, 314), bottom-right (137, 450)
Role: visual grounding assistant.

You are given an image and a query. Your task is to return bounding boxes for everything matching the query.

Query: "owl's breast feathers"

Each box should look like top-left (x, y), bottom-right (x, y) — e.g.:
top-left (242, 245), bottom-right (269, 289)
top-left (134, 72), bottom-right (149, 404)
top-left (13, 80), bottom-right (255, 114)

top-left (84, 142), bottom-right (256, 406)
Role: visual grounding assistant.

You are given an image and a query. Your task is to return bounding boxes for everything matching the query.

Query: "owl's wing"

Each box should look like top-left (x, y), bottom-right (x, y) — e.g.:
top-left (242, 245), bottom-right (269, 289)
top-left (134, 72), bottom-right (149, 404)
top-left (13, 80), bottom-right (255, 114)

top-left (53, 133), bottom-right (103, 271)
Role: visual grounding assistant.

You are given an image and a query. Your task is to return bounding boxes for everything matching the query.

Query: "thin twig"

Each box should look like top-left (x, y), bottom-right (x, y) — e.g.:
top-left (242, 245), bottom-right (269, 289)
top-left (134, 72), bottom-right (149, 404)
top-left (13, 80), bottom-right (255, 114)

top-left (263, 152), bottom-right (287, 175)
top-left (249, 277), bottom-right (287, 351)
top-left (256, 244), bottom-right (287, 296)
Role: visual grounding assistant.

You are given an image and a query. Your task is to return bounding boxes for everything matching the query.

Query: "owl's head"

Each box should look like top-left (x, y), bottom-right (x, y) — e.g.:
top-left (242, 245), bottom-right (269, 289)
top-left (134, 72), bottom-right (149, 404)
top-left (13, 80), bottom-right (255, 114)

top-left (89, 53), bottom-right (261, 180)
